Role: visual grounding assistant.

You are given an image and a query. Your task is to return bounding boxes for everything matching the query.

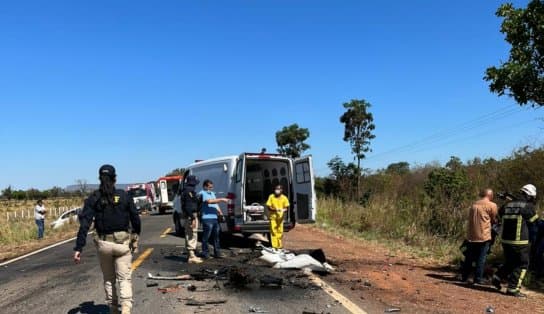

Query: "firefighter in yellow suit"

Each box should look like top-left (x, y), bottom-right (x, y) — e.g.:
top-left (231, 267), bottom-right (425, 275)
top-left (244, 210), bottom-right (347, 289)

top-left (266, 185), bottom-right (290, 250)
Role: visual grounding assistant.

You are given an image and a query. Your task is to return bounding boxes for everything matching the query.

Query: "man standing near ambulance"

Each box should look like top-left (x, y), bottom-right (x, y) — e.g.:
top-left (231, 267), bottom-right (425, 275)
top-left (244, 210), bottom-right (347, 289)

top-left (266, 185), bottom-right (290, 250)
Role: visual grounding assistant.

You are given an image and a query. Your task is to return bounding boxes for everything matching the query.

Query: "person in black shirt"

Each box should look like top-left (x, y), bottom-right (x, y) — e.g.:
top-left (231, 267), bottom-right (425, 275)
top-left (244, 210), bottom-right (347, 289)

top-left (73, 165), bottom-right (141, 314)
top-left (180, 175), bottom-right (203, 264)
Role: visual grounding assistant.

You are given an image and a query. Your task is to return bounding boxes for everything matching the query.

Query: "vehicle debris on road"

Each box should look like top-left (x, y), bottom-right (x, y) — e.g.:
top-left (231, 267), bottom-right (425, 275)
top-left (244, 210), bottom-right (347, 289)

top-left (185, 299), bottom-right (228, 306)
top-left (259, 275), bottom-right (284, 288)
top-left (158, 284), bottom-right (183, 294)
top-left (249, 306), bottom-right (269, 313)
top-left (228, 266), bottom-right (254, 287)
top-left (148, 272), bottom-right (192, 281)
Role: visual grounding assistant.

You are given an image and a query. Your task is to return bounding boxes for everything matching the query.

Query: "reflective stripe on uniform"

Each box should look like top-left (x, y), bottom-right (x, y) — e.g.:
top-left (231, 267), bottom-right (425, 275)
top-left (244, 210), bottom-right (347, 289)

top-left (516, 269), bottom-right (527, 289)
top-left (502, 239), bottom-right (530, 245)
top-left (503, 215), bottom-right (519, 219)
top-left (529, 214), bottom-right (539, 223)
top-left (516, 215), bottom-right (523, 243)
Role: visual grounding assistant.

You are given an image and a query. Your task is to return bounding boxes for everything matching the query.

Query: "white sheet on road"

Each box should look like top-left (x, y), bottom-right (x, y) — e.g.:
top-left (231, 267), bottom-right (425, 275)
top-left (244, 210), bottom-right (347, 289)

top-left (259, 249), bottom-right (334, 273)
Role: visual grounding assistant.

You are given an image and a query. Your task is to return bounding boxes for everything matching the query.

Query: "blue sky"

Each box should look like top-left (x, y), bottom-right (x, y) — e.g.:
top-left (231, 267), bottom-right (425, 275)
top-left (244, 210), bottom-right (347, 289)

top-left (0, 0), bottom-right (541, 190)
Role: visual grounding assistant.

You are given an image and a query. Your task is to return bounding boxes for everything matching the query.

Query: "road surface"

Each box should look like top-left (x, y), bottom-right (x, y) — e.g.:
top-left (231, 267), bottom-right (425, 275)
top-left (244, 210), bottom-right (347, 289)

top-left (0, 215), bottom-right (362, 314)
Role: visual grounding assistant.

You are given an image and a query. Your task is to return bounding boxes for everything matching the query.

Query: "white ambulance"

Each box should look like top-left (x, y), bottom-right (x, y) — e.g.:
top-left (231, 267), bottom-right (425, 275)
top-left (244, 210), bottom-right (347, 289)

top-left (173, 153), bottom-right (316, 237)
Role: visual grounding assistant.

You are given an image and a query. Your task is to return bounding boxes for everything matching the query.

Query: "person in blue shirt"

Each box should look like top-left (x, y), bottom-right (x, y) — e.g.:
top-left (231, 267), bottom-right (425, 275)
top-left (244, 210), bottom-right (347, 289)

top-left (198, 179), bottom-right (229, 259)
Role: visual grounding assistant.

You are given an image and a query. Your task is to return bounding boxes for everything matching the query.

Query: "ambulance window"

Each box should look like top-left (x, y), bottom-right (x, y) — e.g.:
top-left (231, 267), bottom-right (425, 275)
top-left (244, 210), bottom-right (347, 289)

top-left (235, 160), bottom-right (243, 182)
top-left (264, 170), bottom-right (270, 178)
top-left (296, 161), bottom-right (311, 183)
top-left (272, 168), bottom-right (278, 177)
top-left (280, 167), bottom-right (286, 176)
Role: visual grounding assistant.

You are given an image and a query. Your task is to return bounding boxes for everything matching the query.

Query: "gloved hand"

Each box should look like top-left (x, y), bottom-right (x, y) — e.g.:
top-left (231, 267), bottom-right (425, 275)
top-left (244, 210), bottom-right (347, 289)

top-left (130, 234), bottom-right (139, 254)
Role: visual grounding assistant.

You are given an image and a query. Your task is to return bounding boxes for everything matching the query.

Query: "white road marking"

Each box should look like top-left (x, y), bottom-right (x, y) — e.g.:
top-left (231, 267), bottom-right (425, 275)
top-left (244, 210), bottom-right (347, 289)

top-left (310, 275), bottom-right (368, 314)
top-left (0, 233), bottom-right (92, 267)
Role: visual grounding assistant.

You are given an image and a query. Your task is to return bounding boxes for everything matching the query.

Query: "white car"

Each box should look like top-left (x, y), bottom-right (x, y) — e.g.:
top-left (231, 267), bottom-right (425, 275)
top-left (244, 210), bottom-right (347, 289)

top-left (50, 207), bottom-right (81, 230)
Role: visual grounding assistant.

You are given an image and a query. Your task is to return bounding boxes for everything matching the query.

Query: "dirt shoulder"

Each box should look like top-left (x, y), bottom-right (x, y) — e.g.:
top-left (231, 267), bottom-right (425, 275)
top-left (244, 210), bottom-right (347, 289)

top-left (285, 225), bottom-right (544, 314)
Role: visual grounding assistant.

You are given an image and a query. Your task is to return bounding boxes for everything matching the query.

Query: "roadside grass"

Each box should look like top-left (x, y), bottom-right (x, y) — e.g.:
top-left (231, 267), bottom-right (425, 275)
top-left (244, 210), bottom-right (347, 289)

top-left (316, 197), bottom-right (465, 264)
top-left (0, 218), bottom-right (80, 262)
top-left (0, 198), bottom-right (83, 262)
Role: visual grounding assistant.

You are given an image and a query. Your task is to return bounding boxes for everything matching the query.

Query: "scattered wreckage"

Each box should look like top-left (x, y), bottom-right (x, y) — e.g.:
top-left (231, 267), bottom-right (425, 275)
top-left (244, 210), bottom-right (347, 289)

top-left (146, 246), bottom-right (336, 313)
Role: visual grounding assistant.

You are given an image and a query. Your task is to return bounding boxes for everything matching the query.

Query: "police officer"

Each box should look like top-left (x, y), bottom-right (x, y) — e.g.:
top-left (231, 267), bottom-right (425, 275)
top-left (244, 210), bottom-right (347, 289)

top-left (73, 165), bottom-right (141, 314)
top-left (493, 184), bottom-right (539, 297)
top-left (180, 175), bottom-right (203, 264)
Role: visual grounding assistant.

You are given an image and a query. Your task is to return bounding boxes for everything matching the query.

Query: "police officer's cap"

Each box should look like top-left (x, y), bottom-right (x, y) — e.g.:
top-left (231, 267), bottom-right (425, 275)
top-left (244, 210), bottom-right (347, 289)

top-left (99, 164), bottom-right (116, 178)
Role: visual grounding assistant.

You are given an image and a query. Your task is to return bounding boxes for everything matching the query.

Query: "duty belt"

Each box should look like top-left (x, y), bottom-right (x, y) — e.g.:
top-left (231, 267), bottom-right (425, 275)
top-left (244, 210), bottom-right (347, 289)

top-left (97, 234), bottom-right (116, 242)
top-left (97, 231), bottom-right (129, 242)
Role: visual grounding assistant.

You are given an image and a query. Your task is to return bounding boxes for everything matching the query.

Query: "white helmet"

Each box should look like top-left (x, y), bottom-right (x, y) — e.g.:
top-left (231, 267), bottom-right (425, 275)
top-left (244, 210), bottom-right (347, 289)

top-left (520, 184), bottom-right (537, 198)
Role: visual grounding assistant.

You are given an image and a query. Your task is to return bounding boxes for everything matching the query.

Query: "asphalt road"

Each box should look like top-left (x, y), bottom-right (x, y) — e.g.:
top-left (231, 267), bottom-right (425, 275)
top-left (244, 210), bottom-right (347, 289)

top-left (0, 215), bottom-right (355, 314)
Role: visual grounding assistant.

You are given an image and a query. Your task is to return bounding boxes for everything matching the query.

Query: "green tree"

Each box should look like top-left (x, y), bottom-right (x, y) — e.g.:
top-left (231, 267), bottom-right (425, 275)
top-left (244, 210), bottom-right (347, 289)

top-left (325, 156), bottom-right (359, 199)
top-left (445, 156), bottom-right (463, 171)
top-left (275, 123), bottom-right (311, 158)
top-left (340, 99), bottom-right (376, 195)
top-left (386, 162), bottom-right (410, 175)
top-left (484, 0), bottom-right (544, 106)
top-left (48, 186), bottom-right (63, 198)
top-left (166, 168), bottom-right (186, 176)
top-left (424, 161), bottom-right (470, 237)
top-left (1, 185), bottom-right (13, 200)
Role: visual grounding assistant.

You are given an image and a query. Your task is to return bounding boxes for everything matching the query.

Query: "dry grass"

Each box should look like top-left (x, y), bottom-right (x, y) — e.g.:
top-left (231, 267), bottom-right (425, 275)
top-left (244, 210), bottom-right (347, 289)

top-left (316, 197), bottom-right (462, 263)
top-left (0, 222), bottom-right (80, 262)
top-left (0, 198), bottom-right (83, 262)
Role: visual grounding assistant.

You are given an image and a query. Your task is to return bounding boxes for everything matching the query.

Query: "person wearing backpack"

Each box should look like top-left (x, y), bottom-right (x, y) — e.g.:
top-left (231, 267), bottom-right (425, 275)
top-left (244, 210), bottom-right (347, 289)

top-left (180, 175), bottom-right (203, 264)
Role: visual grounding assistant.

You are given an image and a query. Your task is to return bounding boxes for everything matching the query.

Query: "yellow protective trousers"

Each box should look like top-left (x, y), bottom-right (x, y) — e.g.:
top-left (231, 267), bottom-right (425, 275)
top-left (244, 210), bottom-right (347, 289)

top-left (270, 212), bottom-right (284, 249)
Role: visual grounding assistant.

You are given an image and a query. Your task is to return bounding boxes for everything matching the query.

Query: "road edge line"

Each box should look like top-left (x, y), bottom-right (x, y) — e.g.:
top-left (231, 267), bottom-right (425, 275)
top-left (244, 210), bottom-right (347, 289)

top-left (0, 232), bottom-right (92, 267)
top-left (310, 275), bottom-right (368, 314)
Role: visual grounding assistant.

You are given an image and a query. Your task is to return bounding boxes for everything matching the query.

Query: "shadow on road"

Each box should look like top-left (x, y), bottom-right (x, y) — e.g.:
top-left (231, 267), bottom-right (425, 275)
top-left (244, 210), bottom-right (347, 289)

top-left (452, 282), bottom-right (502, 294)
top-left (426, 273), bottom-right (459, 283)
top-left (67, 301), bottom-right (109, 314)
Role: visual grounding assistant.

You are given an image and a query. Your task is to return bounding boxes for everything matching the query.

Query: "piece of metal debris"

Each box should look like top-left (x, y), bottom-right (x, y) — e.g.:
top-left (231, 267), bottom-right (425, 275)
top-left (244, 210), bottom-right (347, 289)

top-left (158, 284), bottom-right (181, 293)
top-left (249, 306), bottom-right (269, 313)
top-left (384, 307), bottom-right (401, 313)
top-left (148, 273), bottom-right (192, 281)
top-left (259, 275), bottom-right (284, 288)
top-left (186, 299), bottom-right (228, 306)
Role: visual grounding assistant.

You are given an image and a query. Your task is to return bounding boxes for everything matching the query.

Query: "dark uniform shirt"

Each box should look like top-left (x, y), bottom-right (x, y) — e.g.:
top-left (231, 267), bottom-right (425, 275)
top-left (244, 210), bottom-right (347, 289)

top-left (500, 199), bottom-right (538, 245)
top-left (181, 185), bottom-right (199, 218)
top-left (74, 189), bottom-right (141, 252)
